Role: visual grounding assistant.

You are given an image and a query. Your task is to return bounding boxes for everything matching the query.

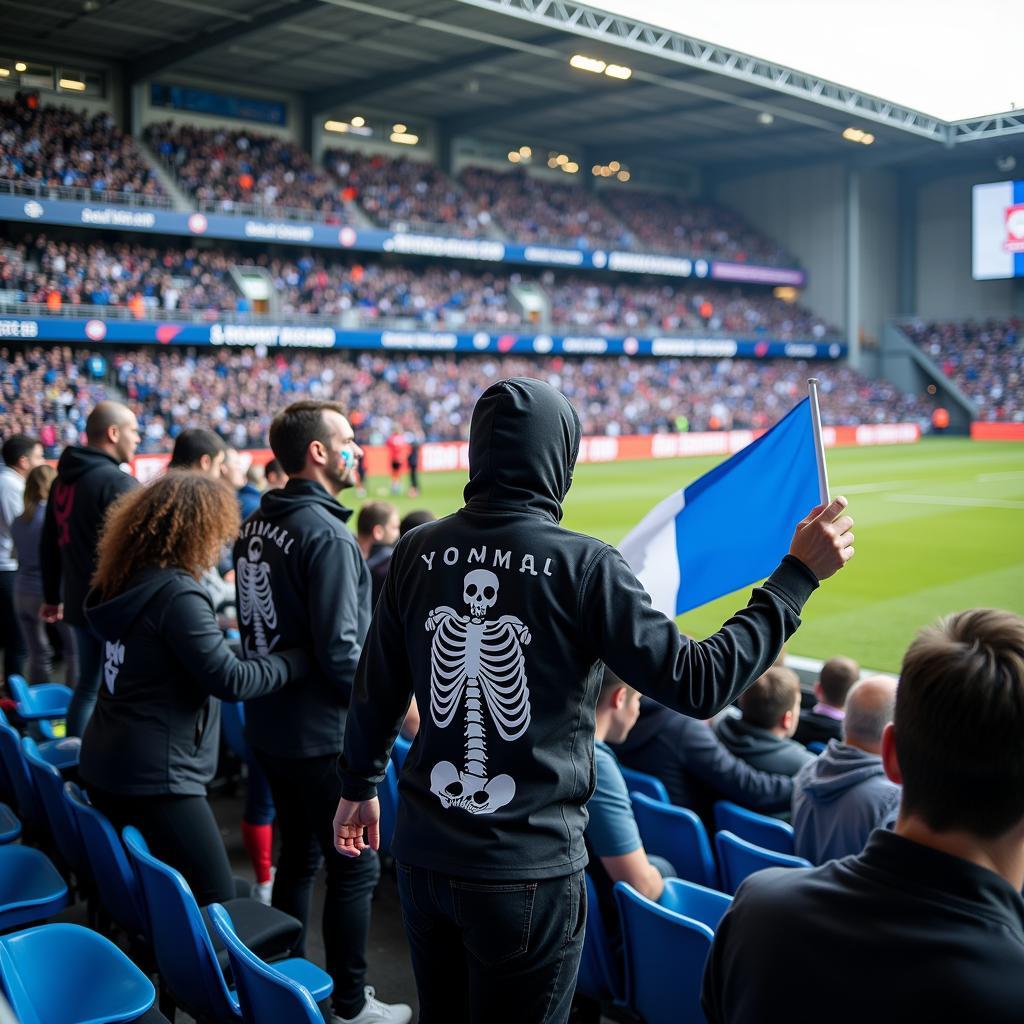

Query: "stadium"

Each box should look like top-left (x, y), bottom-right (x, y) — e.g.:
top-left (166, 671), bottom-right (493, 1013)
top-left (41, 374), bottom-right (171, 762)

top-left (0, 0), bottom-right (1021, 1021)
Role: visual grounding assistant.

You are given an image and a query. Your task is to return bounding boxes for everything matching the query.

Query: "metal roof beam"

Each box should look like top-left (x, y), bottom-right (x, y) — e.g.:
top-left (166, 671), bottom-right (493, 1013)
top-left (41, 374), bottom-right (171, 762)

top-left (623, 125), bottom-right (825, 161)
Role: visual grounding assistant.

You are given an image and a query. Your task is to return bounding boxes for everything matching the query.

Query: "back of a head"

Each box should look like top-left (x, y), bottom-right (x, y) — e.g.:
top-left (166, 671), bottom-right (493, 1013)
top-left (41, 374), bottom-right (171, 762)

top-left (357, 501), bottom-right (397, 539)
top-left (599, 665), bottom-right (631, 705)
top-left (818, 655), bottom-right (860, 707)
top-left (400, 509), bottom-right (435, 536)
top-left (168, 428), bottom-right (227, 469)
top-left (740, 666), bottom-right (801, 729)
top-left (85, 400), bottom-right (133, 446)
top-left (841, 675), bottom-right (897, 749)
top-left (2, 433), bottom-right (39, 469)
top-left (896, 609), bottom-right (1024, 838)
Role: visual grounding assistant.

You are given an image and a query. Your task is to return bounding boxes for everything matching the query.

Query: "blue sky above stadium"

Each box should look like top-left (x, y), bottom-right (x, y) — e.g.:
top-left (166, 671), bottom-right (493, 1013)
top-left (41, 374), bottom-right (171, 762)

top-left (594, 0), bottom-right (1021, 122)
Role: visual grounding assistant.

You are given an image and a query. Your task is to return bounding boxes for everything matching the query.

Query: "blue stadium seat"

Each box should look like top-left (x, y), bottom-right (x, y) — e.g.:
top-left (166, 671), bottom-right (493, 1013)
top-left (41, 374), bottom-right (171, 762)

top-left (713, 800), bottom-right (796, 856)
top-left (207, 904), bottom-right (330, 1024)
top-left (5, 675), bottom-right (72, 724)
top-left (806, 741), bottom-right (827, 756)
top-left (715, 830), bottom-right (811, 895)
top-left (378, 758), bottom-right (399, 855)
top-left (123, 827), bottom-right (327, 1024)
top-left (576, 872), bottom-right (623, 1005)
top-left (613, 881), bottom-right (714, 1024)
top-left (0, 923), bottom-right (155, 1024)
top-left (631, 792), bottom-right (718, 890)
top-left (220, 701), bottom-right (249, 761)
top-left (658, 878), bottom-right (732, 931)
top-left (620, 766), bottom-right (670, 804)
top-left (0, 715), bottom-right (47, 833)
top-left (0, 804), bottom-right (20, 845)
top-left (0, 845), bottom-right (68, 931)
top-left (391, 733), bottom-right (412, 773)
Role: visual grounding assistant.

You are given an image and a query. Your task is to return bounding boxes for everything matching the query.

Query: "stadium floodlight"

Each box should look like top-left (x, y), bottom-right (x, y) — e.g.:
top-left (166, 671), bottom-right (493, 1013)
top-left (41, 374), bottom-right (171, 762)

top-left (324, 120), bottom-right (350, 133)
top-left (605, 64), bottom-right (632, 80)
top-left (608, 161), bottom-right (620, 172)
top-left (0, 68), bottom-right (9, 78)
top-left (617, 170), bottom-right (631, 182)
top-left (842, 127), bottom-right (875, 145)
top-left (564, 161), bottom-right (579, 173)
top-left (390, 131), bottom-right (419, 145)
top-left (393, 123), bottom-right (407, 133)
top-left (15, 62), bottom-right (27, 72)
top-left (59, 78), bottom-right (86, 91)
top-left (350, 116), bottom-right (365, 128)
top-left (757, 111), bottom-right (775, 126)
top-left (519, 146), bottom-right (532, 158)
top-left (570, 54), bottom-right (606, 74)
top-left (508, 151), bottom-right (522, 163)
top-left (555, 154), bottom-right (569, 165)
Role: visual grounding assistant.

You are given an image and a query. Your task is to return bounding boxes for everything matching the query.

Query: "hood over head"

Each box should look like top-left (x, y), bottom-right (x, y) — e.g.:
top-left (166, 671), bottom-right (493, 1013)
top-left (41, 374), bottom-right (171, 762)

top-left (797, 740), bottom-right (889, 804)
top-left (57, 445), bottom-right (123, 483)
top-left (84, 566), bottom-right (187, 639)
top-left (258, 478), bottom-right (352, 524)
top-left (463, 378), bottom-right (581, 523)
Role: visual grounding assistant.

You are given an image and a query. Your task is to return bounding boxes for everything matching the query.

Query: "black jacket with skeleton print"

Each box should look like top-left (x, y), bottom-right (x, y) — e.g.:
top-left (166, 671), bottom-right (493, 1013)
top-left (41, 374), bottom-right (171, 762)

top-left (339, 378), bottom-right (819, 879)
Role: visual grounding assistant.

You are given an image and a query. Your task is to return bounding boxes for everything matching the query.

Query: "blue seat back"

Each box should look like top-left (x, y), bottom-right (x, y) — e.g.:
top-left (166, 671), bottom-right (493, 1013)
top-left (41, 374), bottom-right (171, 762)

top-left (620, 766), bottom-right (670, 804)
top-left (713, 800), bottom-right (795, 856)
top-left (0, 718), bottom-right (43, 830)
top-left (220, 702), bottom-right (249, 761)
top-left (714, 830), bottom-right (811, 895)
top-left (391, 733), bottom-right (412, 773)
top-left (659, 878), bottom-right (732, 931)
top-left (6, 677), bottom-right (71, 720)
top-left (806, 741), bottom-right (827, 755)
top-left (63, 783), bottom-right (148, 939)
top-left (576, 872), bottom-right (622, 1003)
top-left (122, 826), bottom-right (237, 1023)
top-left (21, 738), bottom-right (87, 878)
top-left (207, 904), bottom-right (322, 1024)
top-left (614, 882), bottom-right (714, 1024)
top-left (378, 759), bottom-right (398, 855)
top-left (631, 792), bottom-right (718, 890)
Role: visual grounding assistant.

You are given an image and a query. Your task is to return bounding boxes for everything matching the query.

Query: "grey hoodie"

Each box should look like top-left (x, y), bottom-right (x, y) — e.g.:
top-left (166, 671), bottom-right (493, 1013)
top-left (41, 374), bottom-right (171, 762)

top-left (791, 739), bottom-right (900, 864)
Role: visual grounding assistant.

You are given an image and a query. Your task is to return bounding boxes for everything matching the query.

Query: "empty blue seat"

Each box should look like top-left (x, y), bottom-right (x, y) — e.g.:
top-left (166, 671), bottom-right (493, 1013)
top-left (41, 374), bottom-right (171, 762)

top-left (123, 827), bottom-right (329, 1023)
top-left (659, 878), bottom-right (732, 931)
top-left (0, 709), bottom-right (78, 773)
top-left (0, 715), bottom-right (47, 833)
top-left (391, 733), bottom-right (412, 773)
top-left (0, 845), bottom-right (68, 931)
top-left (0, 923), bottom-right (154, 1024)
top-left (378, 758), bottom-right (399, 855)
top-left (6, 676), bottom-right (72, 724)
top-left (807, 741), bottom-right (827, 755)
top-left (631, 792), bottom-right (718, 890)
top-left (0, 804), bottom-right (20, 844)
top-left (576, 872), bottom-right (622, 1004)
top-left (614, 881), bottom-right (715, 1024)
top-left (207, 904), bottom-right (329, 1024)
top-left (715, 830), bottom-right (811, 895)
top-left (620, 766), bottom-right (670, 804)
top-left (713, 800), bottom-right (795, 856)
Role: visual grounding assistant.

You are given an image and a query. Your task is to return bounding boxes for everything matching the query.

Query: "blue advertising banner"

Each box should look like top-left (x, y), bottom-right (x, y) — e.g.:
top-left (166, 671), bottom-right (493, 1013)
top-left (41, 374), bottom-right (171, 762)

top-left (0, 313), bottom-right (844, 359)
top-left (0, 195), bottom-right (808, 288)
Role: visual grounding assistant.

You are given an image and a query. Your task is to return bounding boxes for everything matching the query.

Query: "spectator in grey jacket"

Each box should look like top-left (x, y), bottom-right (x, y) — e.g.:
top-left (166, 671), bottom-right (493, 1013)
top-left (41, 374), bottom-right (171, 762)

top-left (791, 675), bottom-right (900, 863)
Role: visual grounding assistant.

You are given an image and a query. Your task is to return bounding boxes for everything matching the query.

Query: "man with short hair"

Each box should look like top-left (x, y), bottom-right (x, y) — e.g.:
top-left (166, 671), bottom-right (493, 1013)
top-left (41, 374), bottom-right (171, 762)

top-left (234, 401), bottom-right (409, 1024)
top-left (702, 609), bottom-right (1024, 1022)
top-left (264, 457), bottom-right (287, 490)
top-left (791, 675), bottom-right (900, 863)
top-left (167, 428), bottom-right (227, 477)
top-left (356, 501), bottom-right (400, 605)
top-left (0, 434), bottom-right (44, 683)
top-left (41, 401), bottom-right (139, 736)
top-left (716, 666), bottom-right (814, 777)
top-left (794, 655), bottom-right (860, 746)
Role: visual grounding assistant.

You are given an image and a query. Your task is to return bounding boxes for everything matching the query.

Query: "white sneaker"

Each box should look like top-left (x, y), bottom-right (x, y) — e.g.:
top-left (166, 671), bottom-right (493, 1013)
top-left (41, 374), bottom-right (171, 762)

top-left (250, 867), bottom-right (275, 906)
top-left (332, 986), bottom-right (412, 1024)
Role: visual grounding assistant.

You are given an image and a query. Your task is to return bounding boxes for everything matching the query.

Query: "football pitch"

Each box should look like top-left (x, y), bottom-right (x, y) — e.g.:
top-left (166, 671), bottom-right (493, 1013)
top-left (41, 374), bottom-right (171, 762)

top-left (361, 439), bottom-right (1024, 672)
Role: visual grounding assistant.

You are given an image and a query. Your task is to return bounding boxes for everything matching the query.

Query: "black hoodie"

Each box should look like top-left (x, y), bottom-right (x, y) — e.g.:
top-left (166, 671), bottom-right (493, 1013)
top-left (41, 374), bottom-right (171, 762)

top-left (339, 378), bottom-right (820, 880)
top-left (80, 568), bottom-right (306, 796)
top-left (41, 446), bottom-right (138, 627)
top-left (233, 479), bottom-right (371, 758)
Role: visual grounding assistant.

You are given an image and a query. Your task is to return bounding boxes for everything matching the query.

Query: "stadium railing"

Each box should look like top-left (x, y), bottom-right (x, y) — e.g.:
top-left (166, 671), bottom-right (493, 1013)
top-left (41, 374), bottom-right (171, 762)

top-left (0, 178), bottom-right (172, 211)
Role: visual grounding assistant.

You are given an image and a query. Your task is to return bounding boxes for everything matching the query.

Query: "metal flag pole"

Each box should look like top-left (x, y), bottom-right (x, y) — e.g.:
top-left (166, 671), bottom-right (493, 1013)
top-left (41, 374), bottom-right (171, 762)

top-left (807, 378), bottom-right (831, 505)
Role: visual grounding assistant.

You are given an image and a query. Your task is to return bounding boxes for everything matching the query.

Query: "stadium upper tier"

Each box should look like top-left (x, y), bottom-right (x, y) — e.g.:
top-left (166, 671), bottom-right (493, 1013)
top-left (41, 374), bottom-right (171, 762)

top-left (2, 345), bottom-right (932, 456)
top-left (0, 234), bottom-right (838, 339)
top-left (903, 319), bottom-right (1022, 422)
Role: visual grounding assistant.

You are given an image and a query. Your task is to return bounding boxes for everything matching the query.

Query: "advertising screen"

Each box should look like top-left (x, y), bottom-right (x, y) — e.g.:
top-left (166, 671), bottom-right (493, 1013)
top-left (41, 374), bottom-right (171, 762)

top-left (972, 180), bottom-right (1024, 280)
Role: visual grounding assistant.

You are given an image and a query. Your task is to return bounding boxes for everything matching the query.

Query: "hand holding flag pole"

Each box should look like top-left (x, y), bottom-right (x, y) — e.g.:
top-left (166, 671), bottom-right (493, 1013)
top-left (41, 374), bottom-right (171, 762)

top-left (807, 378), bottom-right (830, 505)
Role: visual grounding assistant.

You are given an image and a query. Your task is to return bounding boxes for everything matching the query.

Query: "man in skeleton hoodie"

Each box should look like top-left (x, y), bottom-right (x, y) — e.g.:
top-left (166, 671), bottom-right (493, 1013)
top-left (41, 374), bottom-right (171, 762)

top-left (234, 400), bottom-right (411, 1024)
top-left (335, 378), bottom-right (854, 1024)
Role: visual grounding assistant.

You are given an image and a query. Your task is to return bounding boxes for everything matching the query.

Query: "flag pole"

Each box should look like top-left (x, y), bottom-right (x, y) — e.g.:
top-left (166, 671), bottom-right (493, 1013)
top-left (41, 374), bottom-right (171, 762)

top-left (807, 378), bottom-right (831, 504)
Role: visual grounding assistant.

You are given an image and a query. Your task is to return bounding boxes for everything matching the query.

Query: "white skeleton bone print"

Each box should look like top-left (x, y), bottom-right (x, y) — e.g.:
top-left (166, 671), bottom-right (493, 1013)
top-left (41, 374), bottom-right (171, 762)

top-left (425, 568), bottom-right (531, 814)
top-left (236, 536), bottom-right (280, 657)
top-left (103, 639), bottom-right (125, 694)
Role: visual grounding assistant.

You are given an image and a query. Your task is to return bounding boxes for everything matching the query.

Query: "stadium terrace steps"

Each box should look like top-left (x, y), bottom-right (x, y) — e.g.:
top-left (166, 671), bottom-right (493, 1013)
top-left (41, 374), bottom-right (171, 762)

top-left (136, 142), bottom-right (195, 214)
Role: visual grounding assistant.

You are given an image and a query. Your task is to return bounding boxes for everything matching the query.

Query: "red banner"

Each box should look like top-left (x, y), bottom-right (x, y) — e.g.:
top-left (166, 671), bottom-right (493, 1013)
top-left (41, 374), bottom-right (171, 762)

top-left (971, 422), bottom-right (1024, 442)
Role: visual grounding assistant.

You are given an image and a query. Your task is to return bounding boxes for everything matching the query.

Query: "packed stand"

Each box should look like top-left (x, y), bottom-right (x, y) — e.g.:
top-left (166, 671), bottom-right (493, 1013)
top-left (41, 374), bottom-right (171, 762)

top-left (326, 148), bottom-right (488, 237)
top-left (0, 94), bottom-right (163, 201)
top-left (902, 318), bottom-right (1022, 421)
top-left (144, 121), bottom-right (345, 219)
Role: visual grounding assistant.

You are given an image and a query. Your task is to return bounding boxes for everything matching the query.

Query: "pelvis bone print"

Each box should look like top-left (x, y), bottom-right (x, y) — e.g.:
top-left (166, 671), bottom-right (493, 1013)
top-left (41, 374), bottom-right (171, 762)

top-left (425, 569), bottom-right (532, 814)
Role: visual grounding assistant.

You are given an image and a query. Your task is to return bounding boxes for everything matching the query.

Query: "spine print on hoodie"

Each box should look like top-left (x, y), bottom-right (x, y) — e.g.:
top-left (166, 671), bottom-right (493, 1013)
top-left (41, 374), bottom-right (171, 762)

top-left (236, 536), bottom-right (280, 656)
top-left (425, 568), bottom-right (532, 815)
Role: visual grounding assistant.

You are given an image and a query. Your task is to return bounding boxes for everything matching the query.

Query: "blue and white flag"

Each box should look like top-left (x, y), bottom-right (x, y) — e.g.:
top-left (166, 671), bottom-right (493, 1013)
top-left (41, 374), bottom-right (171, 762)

top-left (619, 398), bottom-right (821, 616)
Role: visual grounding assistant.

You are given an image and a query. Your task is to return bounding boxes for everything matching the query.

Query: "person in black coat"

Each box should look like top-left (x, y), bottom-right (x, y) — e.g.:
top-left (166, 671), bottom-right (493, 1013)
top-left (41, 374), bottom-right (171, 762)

top-left (80, 472), bottom-right (307, 904)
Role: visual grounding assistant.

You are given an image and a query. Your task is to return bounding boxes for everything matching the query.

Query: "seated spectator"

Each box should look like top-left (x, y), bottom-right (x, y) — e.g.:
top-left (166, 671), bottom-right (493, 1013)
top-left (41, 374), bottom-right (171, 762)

top-left (702, 609), bottom-right (1024, 1022)
top-left (356, 500), bottom-right (399, 606)
top-left (794, 654), bottom-right (860, 746)
top-left (791, 676), bottom-right (900, 864)
top-left (610, 698), bottom-right (794, 828)
top-left (399, 509), bottom-right (435, 536)
top-left (264, 457), bottom-right (287, 489)
top-left (715, 666), bottom-right (815, 777)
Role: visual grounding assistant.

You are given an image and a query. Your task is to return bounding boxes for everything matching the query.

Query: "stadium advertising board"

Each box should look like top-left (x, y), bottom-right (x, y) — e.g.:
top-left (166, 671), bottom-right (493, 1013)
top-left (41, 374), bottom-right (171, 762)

top-left (972, 180), bottom-right (1024, 280)
top-left (0, 195), bottom-right (806, 288)
top-left (0, 315), bottom-right (845, 360)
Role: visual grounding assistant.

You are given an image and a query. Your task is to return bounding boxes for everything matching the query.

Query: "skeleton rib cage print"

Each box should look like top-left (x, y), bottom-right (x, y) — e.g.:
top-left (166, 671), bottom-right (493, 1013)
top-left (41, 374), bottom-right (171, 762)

top-left (425, 569), bottom-right (532, 815)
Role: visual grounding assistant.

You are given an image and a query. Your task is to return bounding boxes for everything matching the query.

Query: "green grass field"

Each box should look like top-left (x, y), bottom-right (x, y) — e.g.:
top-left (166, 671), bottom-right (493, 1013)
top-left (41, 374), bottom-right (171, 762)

top-left (359, 438), bottom-right (1024, 672)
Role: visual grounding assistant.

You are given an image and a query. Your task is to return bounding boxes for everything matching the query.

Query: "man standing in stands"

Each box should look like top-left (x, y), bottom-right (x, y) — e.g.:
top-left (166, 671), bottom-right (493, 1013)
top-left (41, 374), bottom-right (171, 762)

top-left (791, 675), bottom-right (900, 863)
top-left (40, 401), bottom-right (139, 737)
top-left (794, 655), bottom-right (859, 746)
top-left (356, 501), bottom-right (400, 606)
top-left (333, 378), bottom-right (853, 1023)
top-left (234, 400), bottom-right (410, 1024)
top-left (0, 434), bottom-right (44, 686)
top-left (702, 610), bottom-right (1024, 1022)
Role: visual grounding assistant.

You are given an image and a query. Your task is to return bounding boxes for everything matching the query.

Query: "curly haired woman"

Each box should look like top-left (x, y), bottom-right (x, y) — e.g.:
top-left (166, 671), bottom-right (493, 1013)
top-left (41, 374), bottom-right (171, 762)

top-left (79, 471), bottom-right (307, 903)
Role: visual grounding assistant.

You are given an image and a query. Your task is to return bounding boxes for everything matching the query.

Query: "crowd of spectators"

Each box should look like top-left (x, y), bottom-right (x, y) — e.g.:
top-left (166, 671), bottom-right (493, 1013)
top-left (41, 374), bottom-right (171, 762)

top-left (903, 318), bottom-right (1022, 421)
top-left (0, 344), bottom-right (932, 455)
top-left (0, 95), bottom-right (163, 201)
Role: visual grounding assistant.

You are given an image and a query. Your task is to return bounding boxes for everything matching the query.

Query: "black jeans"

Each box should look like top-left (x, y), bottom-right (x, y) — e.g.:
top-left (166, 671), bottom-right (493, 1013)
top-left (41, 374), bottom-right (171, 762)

top-left (256, 749), bottom-right (380, 1018)
top-left (0, 570), bottom-right (25, 683)
top-left (397, 863), bottom-right (587, 1024)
